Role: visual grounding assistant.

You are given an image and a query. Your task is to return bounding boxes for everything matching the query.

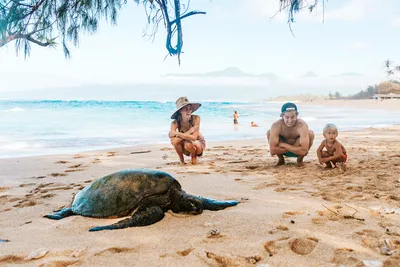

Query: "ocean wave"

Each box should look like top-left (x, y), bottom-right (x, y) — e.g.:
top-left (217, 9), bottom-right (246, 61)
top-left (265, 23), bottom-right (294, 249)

top-left (0, 141), bottom-right (44, 150)
top-left (301, 116), bottom-right (317, 121)
top-left (1, 107), bottom-right (25, 112)
top-left (369, 124), bottom-right (392, 128)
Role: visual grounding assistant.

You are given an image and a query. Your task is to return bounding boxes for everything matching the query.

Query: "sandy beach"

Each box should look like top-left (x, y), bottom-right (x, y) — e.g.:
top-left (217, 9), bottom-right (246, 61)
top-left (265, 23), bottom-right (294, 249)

top-left (301, 99), bottom-right (400, 111)
top-left (1, 101), bottom-right (400, 267)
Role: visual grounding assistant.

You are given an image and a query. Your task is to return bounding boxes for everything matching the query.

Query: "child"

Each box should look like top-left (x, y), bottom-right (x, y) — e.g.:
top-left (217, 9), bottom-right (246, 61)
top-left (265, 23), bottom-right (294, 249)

top-left (317, 123), bottom-right (347, 168)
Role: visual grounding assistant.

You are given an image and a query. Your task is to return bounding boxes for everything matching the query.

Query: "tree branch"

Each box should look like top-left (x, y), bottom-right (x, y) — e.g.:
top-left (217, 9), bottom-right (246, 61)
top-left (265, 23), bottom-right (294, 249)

top-left (170, 10), bottom-right (205, 25)
top-left (26, 35), bottom-right (52, 46)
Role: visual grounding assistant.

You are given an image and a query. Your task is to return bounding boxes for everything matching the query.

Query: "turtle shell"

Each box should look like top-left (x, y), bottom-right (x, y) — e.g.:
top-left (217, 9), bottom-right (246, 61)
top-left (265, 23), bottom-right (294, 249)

top-left (71, 169), bottom-right (180, 218)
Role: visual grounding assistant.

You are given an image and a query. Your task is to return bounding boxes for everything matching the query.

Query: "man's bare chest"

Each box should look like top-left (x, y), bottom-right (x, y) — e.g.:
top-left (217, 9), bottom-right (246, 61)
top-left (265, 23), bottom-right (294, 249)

top-left (280, 127), bottom-right (300, 140)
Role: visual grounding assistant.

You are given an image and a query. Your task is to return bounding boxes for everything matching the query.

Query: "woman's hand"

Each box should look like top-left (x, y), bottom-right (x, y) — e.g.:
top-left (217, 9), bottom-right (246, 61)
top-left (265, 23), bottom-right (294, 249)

top-left (188, 126), bottom-right (199, 134)
top-left (169, 131), bottom-right (178, 138)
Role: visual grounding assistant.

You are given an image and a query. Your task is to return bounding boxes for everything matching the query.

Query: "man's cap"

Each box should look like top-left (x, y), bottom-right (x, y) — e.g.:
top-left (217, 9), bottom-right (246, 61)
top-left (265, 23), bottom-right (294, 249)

top-left (281, 102), bottom-right (298, 114)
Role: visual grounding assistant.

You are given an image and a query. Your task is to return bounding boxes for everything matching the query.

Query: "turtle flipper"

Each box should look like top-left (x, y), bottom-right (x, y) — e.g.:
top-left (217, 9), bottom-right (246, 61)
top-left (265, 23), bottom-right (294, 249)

top-left (198, 197), bottom-right (239, 211)
top-left (44, 208), bottom-right (75, 220)
top-left (89, 206), bottom-right (165, 232)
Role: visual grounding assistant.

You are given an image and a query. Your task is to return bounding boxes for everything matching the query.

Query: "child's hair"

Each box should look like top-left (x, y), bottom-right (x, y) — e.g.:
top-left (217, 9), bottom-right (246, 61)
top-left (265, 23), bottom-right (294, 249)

top-left (323, 123), bottom-right (338, 134)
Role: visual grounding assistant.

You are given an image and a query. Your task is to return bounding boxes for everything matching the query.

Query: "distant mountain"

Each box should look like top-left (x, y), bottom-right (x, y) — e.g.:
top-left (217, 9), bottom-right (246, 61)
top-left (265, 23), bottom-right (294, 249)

top-left (331, 72), bottom-right (364, 77)
top-left (165, 67), bottom-right (279, 81)
top-left (301, 71), bottom-right (319, 78)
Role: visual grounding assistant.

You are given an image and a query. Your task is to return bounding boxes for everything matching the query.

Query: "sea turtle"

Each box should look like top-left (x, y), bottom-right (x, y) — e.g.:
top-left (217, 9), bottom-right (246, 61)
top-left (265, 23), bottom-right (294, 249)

top-left (44, 169), bottom-right (239, 232)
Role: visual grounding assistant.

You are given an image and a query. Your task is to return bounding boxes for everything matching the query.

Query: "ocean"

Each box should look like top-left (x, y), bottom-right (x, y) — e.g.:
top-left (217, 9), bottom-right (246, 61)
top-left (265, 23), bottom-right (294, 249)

top-left (1, 100), bottom-right (399, 158)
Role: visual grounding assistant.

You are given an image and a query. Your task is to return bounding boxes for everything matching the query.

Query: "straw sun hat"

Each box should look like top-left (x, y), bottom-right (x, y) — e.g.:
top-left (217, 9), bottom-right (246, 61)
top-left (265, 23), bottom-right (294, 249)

top-left (170, 97), bottom-right (201, 119)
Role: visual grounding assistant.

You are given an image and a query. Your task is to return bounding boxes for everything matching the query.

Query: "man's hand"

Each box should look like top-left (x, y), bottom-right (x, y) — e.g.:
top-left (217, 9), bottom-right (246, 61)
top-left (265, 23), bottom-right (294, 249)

top-left (278, 143), bottom-right (287, 149)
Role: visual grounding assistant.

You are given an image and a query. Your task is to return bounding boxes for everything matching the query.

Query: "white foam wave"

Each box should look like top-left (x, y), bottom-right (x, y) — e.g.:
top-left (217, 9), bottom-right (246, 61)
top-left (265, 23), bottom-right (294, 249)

top-left (2, 107), bottom-right (25, 112)
top-left (0, 142), bottom-right (44, 150)
top-left (301, 116), bottom-right (317, 121)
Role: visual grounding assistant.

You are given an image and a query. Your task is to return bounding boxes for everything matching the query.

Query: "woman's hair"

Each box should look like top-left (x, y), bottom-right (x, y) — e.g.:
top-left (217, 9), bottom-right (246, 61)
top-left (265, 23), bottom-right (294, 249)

top-left (323, 123), bottom-right (338, 134)
top-left (176, 113), bottom-right (193, 131)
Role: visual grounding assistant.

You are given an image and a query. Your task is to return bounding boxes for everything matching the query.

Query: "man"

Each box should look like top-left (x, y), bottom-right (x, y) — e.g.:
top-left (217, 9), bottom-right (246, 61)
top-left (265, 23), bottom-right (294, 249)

top-left (267, 102), bottom-right (314, 166)
top-left (233, 111), bottom-right (239, 125)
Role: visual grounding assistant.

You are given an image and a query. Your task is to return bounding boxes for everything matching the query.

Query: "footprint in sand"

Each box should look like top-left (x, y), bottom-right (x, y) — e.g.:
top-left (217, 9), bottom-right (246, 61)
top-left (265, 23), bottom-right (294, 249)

top-left (264, 237), bottom-right (290, 256)
top-left (0, 255), bottom-right (25, 264)
top-left (68, 164), bottom-right (82, 168)
top-left (91, 158), bottom-right (101, 164)
top-left (107, 152), bottom-right (116, 157)
top-left (289, 237), bottom-right (319, 255)
top-left (13, 199), bottom-right (37, 208)
top-left (93, 247), bottom-right (137, 256)
top-left (55, 160), bottom-right (70, 164)
top-left (282, 211), bottom-right (304, 219)
top-left (268, 225), bottom-right (289, 234)
top-left (49, 173), bottom-right (68, 177)
top-left (19, 183), bottom-right (74, 206)
top-left (39, 258), bottom-right (79, 266)
top-left (331, 248), bottom-right (359, 265)
top-left (205, 251), bottom-right (262, 266)
top-left (176, 248), bottom-right (194, 256)
top-left (253, 182), bottom-right (280, 190)
top-left (65, 169), bottom-right (86, 173)
top-left (19, 183), bottom-right (36, 188)
top-left (73, 154), bottom-right (84, 159)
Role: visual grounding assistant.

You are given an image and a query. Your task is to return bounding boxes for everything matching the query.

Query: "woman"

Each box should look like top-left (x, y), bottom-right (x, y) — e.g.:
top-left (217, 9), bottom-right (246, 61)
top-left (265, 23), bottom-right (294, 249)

top-left (169, 97), bottom-right (206, 165)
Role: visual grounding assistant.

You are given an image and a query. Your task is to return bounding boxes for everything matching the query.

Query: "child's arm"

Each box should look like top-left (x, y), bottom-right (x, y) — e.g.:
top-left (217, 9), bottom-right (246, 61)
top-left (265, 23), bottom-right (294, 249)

top-left (341, 143), bottom-right (347, 154)
top-left (324, 141), bottom-right (344, 162)
top-left (316, 141), bottom-right (325, 165)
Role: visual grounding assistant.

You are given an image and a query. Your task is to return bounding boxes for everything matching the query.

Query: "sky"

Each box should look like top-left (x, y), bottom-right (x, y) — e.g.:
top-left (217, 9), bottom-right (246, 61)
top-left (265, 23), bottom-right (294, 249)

top-left (0, 0), bottom-right (399, 100)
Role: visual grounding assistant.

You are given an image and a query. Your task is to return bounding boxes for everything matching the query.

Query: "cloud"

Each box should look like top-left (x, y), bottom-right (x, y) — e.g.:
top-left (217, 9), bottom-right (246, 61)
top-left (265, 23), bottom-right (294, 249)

top-left (392, 18), bottom-right (400, 27)
top-left (349, 42), bottom-right (369, 51)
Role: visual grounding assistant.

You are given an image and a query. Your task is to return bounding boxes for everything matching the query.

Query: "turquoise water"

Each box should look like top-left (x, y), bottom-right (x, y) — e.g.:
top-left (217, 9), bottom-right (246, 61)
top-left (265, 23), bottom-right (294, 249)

top-left (0, 100), bottom-right (399, 158)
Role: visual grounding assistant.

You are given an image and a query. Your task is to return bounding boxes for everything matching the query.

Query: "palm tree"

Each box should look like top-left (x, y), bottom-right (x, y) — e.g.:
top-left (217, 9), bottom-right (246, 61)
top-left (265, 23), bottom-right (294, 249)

top-left (384, 59), bottom-right (400, 81)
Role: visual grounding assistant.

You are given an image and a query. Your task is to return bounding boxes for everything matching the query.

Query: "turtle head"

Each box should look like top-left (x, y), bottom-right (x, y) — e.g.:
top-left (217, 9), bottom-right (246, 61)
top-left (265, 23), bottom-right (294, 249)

top-left (179, 194), bottom-right (203, 215)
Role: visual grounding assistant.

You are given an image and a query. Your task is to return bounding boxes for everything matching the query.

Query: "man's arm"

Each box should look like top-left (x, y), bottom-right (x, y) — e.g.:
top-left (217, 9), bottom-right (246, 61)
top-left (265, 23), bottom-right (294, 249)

top-left (279, 124), bottom-right (310, 156)
top-left (269, 123), bottom-right (287, 155)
